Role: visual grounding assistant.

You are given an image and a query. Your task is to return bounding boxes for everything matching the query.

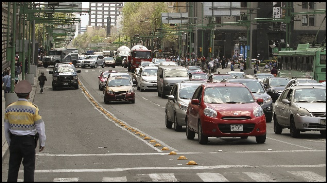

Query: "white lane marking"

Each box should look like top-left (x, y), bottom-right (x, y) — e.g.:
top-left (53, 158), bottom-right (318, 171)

top-left (32, 165), bottom-right (255, 173)
top-left (37, 152), bottom-right (201, 157)
top-left (53, 177), bottom-right (79, 182)
top-left (148, 173), bottom-right (178, 182)
top-left (78, 80), bottom-right (177, 152)
top-left (102, 176), bottom-right (127, 182)
top-left (267, 137), bottom-right (314, 150)
top-left (243, 172), bottom-right (277, 182)
top-left (30, 164), bottom-right (326, 173)
top-left (197, 173), bottom-right (229, 182)
top-left (232, 149), bottom-right (325, 153)
top-left (263, 164), bottom-right (326, 168)
top-left (287, 171), bottom-right (326, 182)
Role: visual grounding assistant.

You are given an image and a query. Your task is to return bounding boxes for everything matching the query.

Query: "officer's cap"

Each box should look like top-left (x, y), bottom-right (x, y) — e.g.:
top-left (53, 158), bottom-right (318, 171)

top-left (14, 80), bottom-right (32, 94)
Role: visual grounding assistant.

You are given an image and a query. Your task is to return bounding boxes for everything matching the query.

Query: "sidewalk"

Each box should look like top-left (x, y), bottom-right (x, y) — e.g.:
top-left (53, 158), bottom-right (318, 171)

top-left (2, 74), bottom-right (38, 163)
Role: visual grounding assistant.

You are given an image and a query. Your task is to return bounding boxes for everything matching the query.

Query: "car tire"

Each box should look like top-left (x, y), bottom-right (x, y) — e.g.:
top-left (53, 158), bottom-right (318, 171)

top-left (99, 84), bottom-right (102, 91)
top-left (74, 85), bottom-right (79, 89)
top-left (104, 97), bottom-right (109, 104)
top-left (130, 99), bottom-right (135, 104)
top-left (158, 91), bottom-right (161, 97)
top-left (241, 136), bottom-right (248, 139)
top-left (174, 114), bottom-right (182, 132)
top-left (186, 117), bottom-right (195, 140)
top-left (113, 65), bottom-right (115, 68)
top-left (52, 85), bottom-right (57, 91)
top-left (43, 64), bottom-right (48, 68)
top-left (165, 112), bottom-right (172, 129)
top-left (273, 114), bottom-right (283, 134)
top-left (94, 63), bottom-right (98, 68)
top-left (266, 113), bottom-right (272, 123)
top-left (256, 134), bottom-right (266, 144)
top-left (290, 117), bottom-right (300, 138)
top-left (320, 130), bottom-right (326, 137)
top-left (198, 120), bottom-right (208, 144)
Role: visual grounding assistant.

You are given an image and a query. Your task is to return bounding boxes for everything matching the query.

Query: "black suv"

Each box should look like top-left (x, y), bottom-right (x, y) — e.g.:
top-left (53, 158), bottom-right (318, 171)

top-left (263, 77), bottom-right (290, 102)
top-left (49, 63), bottom-right (81, 90)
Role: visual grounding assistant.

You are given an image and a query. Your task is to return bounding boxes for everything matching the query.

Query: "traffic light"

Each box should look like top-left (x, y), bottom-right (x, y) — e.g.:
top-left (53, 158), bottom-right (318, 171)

top-left (209, 47), bottom-right (212, 53)
top-left (199, 47), bottom-right (202, 52)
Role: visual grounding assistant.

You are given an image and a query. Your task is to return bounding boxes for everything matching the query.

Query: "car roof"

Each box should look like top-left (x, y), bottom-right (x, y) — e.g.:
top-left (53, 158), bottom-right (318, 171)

top-left (142, 66), bottom-right (158, 70)
top-left (255, 73), bottom-right (273, 76)
top-left (226, 78), bottom-right (258, 82)
top-left (203, 82), bottom-right (246, 88)
top-left (191, 72), bottom-right (206, 74)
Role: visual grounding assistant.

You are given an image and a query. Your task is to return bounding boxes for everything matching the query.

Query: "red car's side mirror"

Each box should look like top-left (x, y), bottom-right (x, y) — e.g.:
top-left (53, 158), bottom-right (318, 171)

top-left (191, 99), bottom-right (199, 105)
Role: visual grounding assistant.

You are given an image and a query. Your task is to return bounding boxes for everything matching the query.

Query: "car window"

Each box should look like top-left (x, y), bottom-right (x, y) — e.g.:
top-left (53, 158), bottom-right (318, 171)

top-left (204, 87), bottom-right (254, 104)
top-left (55, 65), bottom-right (75, 73)
top-left (179, 85), bottom-right (199, 99)
top-left (294, 88), bottom-right (326, 103)
top-left (142, 69), bottom-right (157, 76)
top-left (229, 80), bottom-right (265, 93)
top-left (270, 78), bottom-right (289, 87)
top-left (108, 78), bottom-right (131, 87)
top-left (192, 85), bottom-right (202, 100)
top-left (170, 85), bottom-right (177, 96)
top-left (165, 70), bottom-right (188, 77)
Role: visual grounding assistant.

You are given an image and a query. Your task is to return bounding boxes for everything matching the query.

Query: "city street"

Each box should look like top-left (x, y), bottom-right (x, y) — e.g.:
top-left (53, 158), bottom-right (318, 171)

top-left (2, 65), bottom-right (325, 182)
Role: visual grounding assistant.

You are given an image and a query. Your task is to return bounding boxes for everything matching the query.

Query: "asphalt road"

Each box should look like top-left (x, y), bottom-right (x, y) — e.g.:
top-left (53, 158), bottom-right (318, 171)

top-left (2, 65), bottom-right (326, 182)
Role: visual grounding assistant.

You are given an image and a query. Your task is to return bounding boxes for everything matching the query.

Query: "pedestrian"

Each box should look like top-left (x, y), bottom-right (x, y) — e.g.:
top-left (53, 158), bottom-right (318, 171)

top-left (15, 62), bottom-right (21, 84)
top-left (2, 69), bottom-right (11, 93)
top-left (25, 58), bottom-right (29, 74)
top-left (221, 56), bottom-right (226, 69)
top-left (231, 60), bottom-right (235, 71)
top-left (255, 59), bottom-right (259, 71)
top-left (208, 58), bottom-right (214, 74)
top-left (240, 61), bottom-right (244, 72)
top-left (38, 72), bottom-right (47, 93)
top-left (271, 66), bottom-right (278, 77)
top-left (4, 80), bottom-right (46, 182)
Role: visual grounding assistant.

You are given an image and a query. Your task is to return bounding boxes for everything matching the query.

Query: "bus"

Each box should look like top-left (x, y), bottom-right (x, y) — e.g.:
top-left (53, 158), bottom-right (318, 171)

top-left (276, 43), bottom-right (326, 83)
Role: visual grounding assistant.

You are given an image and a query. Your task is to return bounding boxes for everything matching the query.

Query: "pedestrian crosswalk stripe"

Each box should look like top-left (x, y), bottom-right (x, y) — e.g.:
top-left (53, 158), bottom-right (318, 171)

top-left (288, 171), bottom-right (326, 182)
top-left (102, 176), bottom-right (127, 182)
top-left (196, 173), bottom-right (229, 182)
top-left (53, 177), bottom-right (79, 182)
top-left (243, 172), bottom-right (277, 182)
top-left (148, 173), bottom-right (178, 182)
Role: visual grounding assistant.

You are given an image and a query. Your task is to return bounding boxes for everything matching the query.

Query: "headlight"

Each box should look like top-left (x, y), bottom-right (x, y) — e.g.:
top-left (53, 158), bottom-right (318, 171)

top-left (272, 90), bottom-right (278, 93)
top-left (253, 106), bottom-right (264, 117)
top-left (264, 96), bottom-right (272, 104)
top-left (106, 89), bottom-right (114, 94)
top-left (297, 108), bottom-right (312, 117)
top-left (53, 76), bottom-right (58, 81)
top-left (204, 107), bottom-right (217, 118)
top-left (73, 76), bottom-right (78, 80)
top-left (127, 88), bottom-right (134, 94)
top-left (178, 101), bottom-right (188, 111)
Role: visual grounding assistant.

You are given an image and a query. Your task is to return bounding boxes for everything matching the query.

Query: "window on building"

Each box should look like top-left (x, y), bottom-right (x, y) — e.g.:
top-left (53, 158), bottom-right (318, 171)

top-left (215, 17), bottom-right (221, 24)
top-left (308, 2), bottom-right (314, 9)
top-left (98, 15), bottom-right (102, 19)
top-left (97, 3), bottom-right (103, 6)
top-left (91, 11), bottom-right (96, 14)
top-left (91, 3), bottom-right (96, 6)
top-left (241, 2), bottom-right (247, 7)
top-left (110, 3), bottom-right (116, 6)
top-left (235, 16), bottom-right (240, 22)
top-left (104, 11), bottom-right (108, 15)
top-left (91, 7), bottom-right (96, 10)
top-left (98, 11), bottom-right (102, 14)
top-left (309, 16), bottom-right (315, 26)
top-left (97, 7), bottom-right (102, 10)
top-left (110, 7), bottom-right (115, 11)
top-left (104, 7), bottom-right (109, 11)
top-left (302, 15), bottom-right (308, 26)
top-left (302, 2), bottom-right (308, 9)
top-left (91, 15), bottom-right (96, 18)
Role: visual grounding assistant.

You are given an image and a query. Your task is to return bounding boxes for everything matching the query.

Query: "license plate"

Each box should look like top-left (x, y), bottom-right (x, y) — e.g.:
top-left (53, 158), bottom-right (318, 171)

top-left (231, 124), bottom-right (243, 131)
top-left (63, 83), bottom-right (68, 85)
top-left (321, 119), bottom-right (326, 125)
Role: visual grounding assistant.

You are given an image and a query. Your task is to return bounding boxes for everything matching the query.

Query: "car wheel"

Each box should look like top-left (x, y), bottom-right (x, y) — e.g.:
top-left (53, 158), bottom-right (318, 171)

top-left (186, 117), bottom-right (195, 140)
top-left (74, 85), bottom-right (79, 89)
top-left (240, 136), bottom-right (248, 139)
top-left (43, 64), bottom-right (48, 68)
top-left (256, 134), bottom-right (266, 144)
top-left (99, 84), bottom-right (102, 91)
top-left (174, 114), bottom-right (182, 132)
top-left (320, 130), bottom-right (326, 137)
top-left (266, 113), bottom-right (272, 123)
top-left (273, 114), bottom-right (283, 134)
top-left (113, 65), bottom-right (115, 68)
top-left (52, 85), bottom-right (56, 90)
top-left (290, 117), bottom-right (300, 138)
top-left (165, 112), bottom-right (172, 129)
top-left (130, 99), bottom-right (135, 104)
top-left (94, 63), bottom-right (98, 68)
top-left (198, 120), bottom-right (208, 144)
top-left (104, 97), bottom-right (109, 104)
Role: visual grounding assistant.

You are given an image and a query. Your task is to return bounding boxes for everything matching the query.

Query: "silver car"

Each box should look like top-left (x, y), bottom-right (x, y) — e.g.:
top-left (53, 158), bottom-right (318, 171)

top-left (273, 86), bottom-right (326, 137)
top-left (80, 55), bottom-right (105, 68)
top-left (136, 66), bottom-right (158, 91)
top-left (165, 82), bottom-right (202, 131)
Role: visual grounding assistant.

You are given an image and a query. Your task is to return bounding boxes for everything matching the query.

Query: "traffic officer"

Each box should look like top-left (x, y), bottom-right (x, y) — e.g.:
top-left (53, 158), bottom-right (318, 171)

top-left (4, 80), bottom-right (46, 182)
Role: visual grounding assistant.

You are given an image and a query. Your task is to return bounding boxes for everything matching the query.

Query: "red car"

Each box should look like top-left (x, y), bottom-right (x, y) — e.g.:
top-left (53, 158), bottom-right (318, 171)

top-left (185, 82), bottom-right (266, 144)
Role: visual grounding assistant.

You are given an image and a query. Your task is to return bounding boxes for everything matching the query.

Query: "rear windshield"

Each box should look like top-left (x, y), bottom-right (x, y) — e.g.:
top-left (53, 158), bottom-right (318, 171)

top-left (204, 87), bottom-right (254, 104)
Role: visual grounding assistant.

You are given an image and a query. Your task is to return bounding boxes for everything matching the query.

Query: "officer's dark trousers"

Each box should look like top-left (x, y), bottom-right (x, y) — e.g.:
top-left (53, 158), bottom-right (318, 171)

top-left (7, 135), bottom-right (36, 182)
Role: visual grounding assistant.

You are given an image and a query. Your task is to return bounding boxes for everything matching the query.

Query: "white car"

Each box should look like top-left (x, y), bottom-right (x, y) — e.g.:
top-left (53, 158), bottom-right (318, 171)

top-left (80, 55), bottom-right (105, 68)
top-left (227, 71), bottom-right (245, 79)
top-left (136, 66), bottom-right (158, 91)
